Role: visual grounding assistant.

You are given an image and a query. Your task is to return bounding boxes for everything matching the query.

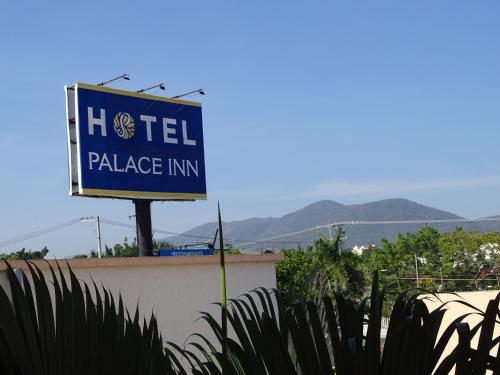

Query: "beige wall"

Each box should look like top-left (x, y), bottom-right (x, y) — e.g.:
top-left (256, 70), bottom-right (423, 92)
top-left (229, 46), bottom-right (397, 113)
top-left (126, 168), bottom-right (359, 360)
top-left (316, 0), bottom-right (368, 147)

top-left (0, 254), bottom-right (282, 346)
top-left (424, 290), bottom-right (499, 372)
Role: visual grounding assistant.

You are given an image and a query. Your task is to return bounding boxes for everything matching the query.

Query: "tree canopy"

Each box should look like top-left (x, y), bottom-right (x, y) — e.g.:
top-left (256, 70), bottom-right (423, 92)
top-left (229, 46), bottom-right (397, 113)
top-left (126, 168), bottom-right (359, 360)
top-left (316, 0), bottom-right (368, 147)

top-left (276, 226), bottom-right (500, 302)
top-left (0, 246), bottom-right (49, 260)
top-left (88, 237), bottom-right (175, 258)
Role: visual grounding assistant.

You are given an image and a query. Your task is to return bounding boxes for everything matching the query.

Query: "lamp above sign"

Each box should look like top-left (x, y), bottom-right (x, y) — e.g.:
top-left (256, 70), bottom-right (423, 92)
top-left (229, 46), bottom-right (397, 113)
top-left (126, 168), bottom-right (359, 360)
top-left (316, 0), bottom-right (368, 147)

top-left (65, 83), bottom-right (207, 201)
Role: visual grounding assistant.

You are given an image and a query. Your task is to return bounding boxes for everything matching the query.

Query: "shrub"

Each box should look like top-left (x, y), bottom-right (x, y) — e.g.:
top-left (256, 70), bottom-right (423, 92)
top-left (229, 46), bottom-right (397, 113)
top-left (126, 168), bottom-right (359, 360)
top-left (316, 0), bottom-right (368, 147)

top-left (186, 273), bottom-right (500, 374)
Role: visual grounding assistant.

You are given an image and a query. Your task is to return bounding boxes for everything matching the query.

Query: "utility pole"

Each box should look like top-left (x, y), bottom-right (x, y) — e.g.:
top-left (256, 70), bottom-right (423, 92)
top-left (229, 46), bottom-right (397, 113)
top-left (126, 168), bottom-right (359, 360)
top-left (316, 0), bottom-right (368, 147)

top-left (96, 216), bottom-right (102, 258)
top-left (414, 253), bottom-right (420, 287)
top-left (328, 224), bottom-right (343, 257)
top-left (80, 216), bottom-right (102, 258)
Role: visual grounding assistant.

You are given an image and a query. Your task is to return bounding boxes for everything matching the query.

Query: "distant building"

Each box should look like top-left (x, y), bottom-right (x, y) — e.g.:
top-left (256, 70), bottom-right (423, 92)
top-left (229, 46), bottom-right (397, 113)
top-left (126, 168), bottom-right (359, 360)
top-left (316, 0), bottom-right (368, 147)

top-left (351, 244), bottom-right (375, 256)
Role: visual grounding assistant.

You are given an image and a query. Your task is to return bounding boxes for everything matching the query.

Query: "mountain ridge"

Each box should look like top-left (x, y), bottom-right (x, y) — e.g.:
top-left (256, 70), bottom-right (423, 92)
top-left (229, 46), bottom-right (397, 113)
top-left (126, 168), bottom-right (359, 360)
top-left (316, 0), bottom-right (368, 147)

top-left (164, 198), bottom-right (499, 251)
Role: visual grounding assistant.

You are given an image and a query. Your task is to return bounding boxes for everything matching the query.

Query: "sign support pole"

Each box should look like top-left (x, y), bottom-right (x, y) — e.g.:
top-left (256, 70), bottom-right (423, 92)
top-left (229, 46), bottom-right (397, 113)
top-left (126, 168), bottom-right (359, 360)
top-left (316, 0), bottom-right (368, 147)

top-left (96, 216), bottom-right (102, 258)
top-left (134, 200), bottom-right (153, 256)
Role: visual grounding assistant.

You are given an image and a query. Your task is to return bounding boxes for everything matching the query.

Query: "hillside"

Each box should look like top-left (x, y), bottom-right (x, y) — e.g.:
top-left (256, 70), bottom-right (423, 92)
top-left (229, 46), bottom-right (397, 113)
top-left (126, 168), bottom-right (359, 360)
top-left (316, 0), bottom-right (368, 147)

top-left (164, 199), bottom-right (500, 251)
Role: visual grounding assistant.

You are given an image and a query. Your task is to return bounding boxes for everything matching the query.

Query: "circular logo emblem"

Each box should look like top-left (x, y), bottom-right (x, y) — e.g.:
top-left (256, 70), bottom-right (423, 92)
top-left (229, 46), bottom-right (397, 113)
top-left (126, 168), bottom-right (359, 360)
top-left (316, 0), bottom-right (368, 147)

top-left (113, 112), bottom-right (135, 139)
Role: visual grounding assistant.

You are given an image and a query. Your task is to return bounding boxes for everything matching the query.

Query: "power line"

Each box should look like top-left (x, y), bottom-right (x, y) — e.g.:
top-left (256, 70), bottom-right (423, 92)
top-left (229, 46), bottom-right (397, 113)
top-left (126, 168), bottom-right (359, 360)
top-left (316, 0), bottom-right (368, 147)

top-left (99, 218), bottom-right (308, 245)
top-left (102, 217), bottom-right (500, 248)
top-left (1, 216), bottom-right (499, 251)
top-left (335, 218), bottom-right (500, 226)
top-left (0, 219), bottom-right (81, 248)
top-left (100, 218), bottom-right (213, 239)
top-left (237, 217), bottom-right (500, 248)
top-left (0, 217), bottom-right (302, 250)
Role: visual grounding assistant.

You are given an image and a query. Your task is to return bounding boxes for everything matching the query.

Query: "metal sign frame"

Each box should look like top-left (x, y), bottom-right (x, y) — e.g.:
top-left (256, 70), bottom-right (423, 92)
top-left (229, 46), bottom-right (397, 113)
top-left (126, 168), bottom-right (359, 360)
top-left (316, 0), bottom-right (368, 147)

top-left (65, 83), bottom-right (207, 201)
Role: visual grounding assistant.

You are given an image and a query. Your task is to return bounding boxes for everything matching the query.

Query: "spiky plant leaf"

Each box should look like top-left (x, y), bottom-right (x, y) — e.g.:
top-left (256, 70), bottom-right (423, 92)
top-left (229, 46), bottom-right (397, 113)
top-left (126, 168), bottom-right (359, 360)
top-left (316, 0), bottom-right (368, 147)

top-left (0, 261), bottom-right (180, 375)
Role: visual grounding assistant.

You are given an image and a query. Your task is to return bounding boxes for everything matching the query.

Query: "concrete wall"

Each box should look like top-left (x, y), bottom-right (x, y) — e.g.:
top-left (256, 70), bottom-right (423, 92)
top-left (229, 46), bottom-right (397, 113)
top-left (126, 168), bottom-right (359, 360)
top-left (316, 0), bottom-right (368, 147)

top-left (0, 254), bottom-right (282, 346)
top-left (424, 290), bottom-right (499, 372)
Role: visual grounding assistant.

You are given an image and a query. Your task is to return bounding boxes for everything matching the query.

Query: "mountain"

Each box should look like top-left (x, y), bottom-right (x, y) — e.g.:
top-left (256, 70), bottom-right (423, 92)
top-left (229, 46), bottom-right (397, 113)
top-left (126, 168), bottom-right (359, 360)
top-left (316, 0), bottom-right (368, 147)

top-left (476, 215), bottom-right (500, 232)
top-left (164, 199), bottom-right (500, 251)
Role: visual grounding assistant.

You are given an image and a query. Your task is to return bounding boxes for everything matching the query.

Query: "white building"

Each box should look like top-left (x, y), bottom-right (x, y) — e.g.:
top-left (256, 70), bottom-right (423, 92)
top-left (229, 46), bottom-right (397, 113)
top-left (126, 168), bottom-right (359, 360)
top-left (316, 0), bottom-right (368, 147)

top-left (351, 244), bottom-right (375, 256)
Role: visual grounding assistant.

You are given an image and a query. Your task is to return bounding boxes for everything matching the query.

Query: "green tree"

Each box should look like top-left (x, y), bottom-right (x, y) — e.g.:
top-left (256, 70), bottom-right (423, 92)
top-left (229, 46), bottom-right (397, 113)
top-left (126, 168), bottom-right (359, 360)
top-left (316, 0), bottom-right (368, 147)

top-left (439, 227), bottom-right (500, 289)
top-left (0, 246), bottom-right (49, 260)
top-left (276, 247), bottom-right (320, 302)
top-left (410, 226), bottom-right (441, 275)
top-left (213, 247), bottom-right (241, 255)
top-left (90, 237), bottom-right (175, 257)
top-left (363, 226), bottom-right (500, 292)
top-left (276, 227), bottom-right (366, 303)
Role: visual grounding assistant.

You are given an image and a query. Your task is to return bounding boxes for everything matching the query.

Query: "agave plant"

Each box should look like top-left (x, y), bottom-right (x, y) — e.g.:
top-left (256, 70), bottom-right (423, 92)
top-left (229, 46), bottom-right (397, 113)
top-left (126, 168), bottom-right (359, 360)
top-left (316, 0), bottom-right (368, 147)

top-left (183, 273), bottom-right (500, 375)
top-left (0, 260), bottom-right (497, 374)
top-left (0, 261), bottom-right (184, 375)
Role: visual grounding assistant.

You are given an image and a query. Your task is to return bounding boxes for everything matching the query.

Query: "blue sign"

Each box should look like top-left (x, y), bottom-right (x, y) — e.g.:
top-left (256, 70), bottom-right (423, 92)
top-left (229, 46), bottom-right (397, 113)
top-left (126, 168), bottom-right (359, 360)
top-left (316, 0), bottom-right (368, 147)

top-left (158, 248), bottom-right (213, 256)
top-left (65, 83), bottom-right (206, 200)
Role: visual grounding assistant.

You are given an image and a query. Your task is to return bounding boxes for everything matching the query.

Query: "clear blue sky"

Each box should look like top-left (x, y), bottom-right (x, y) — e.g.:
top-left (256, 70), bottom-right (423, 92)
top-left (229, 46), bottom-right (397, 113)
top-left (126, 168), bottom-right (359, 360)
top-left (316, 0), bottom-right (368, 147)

top-left (1, 1), bottom-right (499, 257)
